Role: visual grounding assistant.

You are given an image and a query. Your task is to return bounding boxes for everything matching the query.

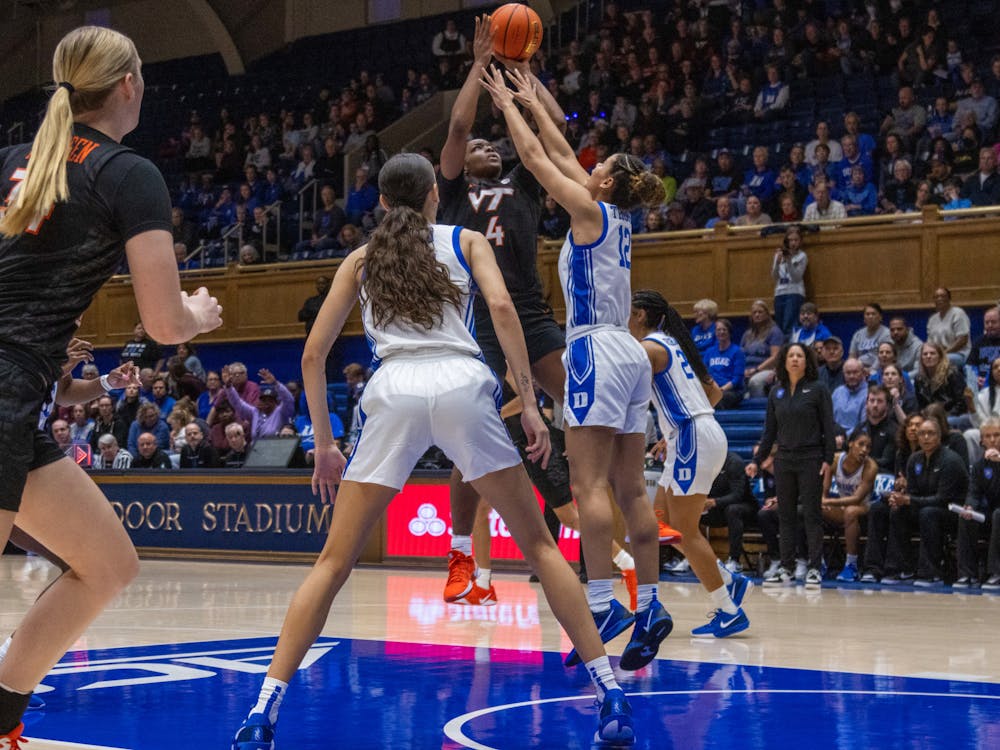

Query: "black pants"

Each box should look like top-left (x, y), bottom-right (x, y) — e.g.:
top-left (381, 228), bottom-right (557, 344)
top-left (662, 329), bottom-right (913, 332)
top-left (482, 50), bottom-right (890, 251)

top-left (703, 502), bottom-right (757, 561)
top-left (774, 456), bottom-right (825, 570)
top-left (957, 507), bottom-right (1000, 580)
top-left (714, 390), bottom-right (744, 410)
top-left (758, 506), bottom-right (806, 560)
top-left (867, 502), bottom-right (956, 578)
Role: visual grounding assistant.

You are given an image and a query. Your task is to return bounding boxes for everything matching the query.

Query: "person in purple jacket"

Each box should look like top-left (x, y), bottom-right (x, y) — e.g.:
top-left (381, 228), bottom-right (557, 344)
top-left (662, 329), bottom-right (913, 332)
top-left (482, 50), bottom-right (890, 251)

top-left (224, 368), bottom-right (295, 441)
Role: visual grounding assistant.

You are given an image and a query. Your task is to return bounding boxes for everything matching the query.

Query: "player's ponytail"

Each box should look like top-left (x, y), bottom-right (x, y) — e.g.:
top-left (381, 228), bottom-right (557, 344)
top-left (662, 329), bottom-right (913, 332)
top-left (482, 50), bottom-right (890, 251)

top-left (363, 153), bottom-right (461, 329)
top-left (0, 26), bottom-right (139, 237)
top-left (608, 154), bottom-right (666, 212)
top-left (633, 289), bottom-right (713, 386)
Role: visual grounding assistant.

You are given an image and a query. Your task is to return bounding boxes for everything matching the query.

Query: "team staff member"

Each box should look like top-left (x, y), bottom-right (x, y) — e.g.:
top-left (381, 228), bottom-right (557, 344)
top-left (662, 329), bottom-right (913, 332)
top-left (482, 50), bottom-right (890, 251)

top-left (747, 343), bottom-right (836, 589)
top-left (437, 16), bottom-right (577, 604)
top-left (0, 26), bottom-right (221, 743)
top-left (232, 154), bottom-right (635, 748)
top-left (955, 417), bottom-right (1000, 589)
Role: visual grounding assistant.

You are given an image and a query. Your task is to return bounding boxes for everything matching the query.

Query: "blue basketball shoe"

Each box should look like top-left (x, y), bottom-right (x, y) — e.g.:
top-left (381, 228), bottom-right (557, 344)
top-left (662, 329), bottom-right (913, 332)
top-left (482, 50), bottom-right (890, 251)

top-left (727, 570), bottom-right (754, 607)
top-left (232, 713), bottom-right (275, 750)
top-left (564, 599), bottom-right (635, 667)
top-left (595, 688), bottom-right (635, 746)
top-left (619, 599), bottom-right (673, 670)
top-left (691, 607), bottom-right (750, 638)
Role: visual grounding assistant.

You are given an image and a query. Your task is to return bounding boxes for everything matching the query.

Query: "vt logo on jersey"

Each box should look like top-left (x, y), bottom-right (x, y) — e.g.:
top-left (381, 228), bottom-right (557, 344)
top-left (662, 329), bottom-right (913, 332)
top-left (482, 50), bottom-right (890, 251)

top-left (468, 187), bottom-right (514, 247)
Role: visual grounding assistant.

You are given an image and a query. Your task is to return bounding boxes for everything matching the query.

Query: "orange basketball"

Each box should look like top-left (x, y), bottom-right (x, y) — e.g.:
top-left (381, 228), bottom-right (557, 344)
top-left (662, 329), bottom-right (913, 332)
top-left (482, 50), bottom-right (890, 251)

top-left (491, 3), bottom-right (543, 62)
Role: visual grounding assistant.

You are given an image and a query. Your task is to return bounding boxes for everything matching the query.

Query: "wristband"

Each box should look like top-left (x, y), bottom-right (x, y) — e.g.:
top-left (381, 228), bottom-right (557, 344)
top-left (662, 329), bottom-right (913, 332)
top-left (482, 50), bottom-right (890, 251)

top-left (99, 374), bottom-right (113, 392)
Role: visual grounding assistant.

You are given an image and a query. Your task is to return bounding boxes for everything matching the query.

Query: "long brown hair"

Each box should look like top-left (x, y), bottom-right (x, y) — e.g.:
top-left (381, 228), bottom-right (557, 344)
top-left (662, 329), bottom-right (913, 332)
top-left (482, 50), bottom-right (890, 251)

top-left (362, 154), bottom-right (461, 329)
top-left (0, 27), bottom-right (139, 237)
top-left (608, 154), bottom-right (666, 212)
top-left (919, 342), bottom-right (951, 391)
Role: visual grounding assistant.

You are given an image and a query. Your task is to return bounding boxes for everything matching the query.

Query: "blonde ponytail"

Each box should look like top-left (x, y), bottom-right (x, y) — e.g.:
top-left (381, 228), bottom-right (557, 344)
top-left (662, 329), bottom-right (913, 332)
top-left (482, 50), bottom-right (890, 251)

top-left (0, 26), bottom-right (139, 237)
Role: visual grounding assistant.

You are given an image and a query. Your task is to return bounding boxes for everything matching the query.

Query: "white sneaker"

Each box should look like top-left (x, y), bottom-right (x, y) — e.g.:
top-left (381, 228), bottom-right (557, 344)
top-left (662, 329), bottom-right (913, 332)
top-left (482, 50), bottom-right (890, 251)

top-left (724, 558), bottom-right (742, 574)
top-left (763, 560), bottom-right (781, 579)
top-left (793, 559), bottom-right (808, 581)
top-left (665, 558), bottom-right (691, 574)
top-left (804, 568), bottom-right (822, 589)
top-left (763, 567), bottom-right (793, 587)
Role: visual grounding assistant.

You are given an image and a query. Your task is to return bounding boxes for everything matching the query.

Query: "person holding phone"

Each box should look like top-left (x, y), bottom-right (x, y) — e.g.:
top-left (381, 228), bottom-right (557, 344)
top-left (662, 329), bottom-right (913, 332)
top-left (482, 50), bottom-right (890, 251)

top-left (771, 225), bottom-right (808, 336)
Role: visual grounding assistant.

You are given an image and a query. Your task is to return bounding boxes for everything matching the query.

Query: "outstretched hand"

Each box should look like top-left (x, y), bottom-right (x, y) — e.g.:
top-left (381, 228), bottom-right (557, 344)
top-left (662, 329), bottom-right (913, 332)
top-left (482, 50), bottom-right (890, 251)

top-left (472, 14), bottom-right (496, 67)
top-left (106, 361), bottom-right (141, 389)
top-left (505, 68), bottom-right (539, 109)
top-left (480, 64), bottom-right (515, 110)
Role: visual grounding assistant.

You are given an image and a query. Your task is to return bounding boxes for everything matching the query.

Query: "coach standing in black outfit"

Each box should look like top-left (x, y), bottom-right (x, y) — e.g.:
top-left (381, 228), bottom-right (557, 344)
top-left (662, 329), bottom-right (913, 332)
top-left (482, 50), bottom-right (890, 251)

top-left (747, 343), bottom-right (836, 588)
top-left (0, 26), bottom-right (222, 742)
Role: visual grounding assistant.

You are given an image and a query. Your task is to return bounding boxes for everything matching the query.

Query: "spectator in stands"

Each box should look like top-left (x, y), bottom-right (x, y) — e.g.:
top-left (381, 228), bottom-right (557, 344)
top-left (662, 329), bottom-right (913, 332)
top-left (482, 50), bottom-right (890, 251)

top-left (790, 302), bottom-right (831, 347)
top-left (860, 384), bottom-right (901, 472)
top-left (171, 207), bottom-right (197, 255)
top-left (179, 422), bottom-right (220, 468)
top-left (927, 287), bottom-right (971, 369)
top-left (338, 224), bottom-right (363, 252)
top-left (850, 303), bottom-right (892, 371)
top-left (245, 134), bottom-right (271, 171)
top-left (742, 300), bottom-right (783, 398)
top-left (832, 359), bottom-right (868, 436)
top-left (132, 432), bottom-right (173, 470)
top-left (683, 181), bottom-right (715, 228)
top-left (207, 398), bottom-right (250, 453)
top-left (734, 195), bottom-right (771, 227)
top-left (723, 75), bottom-right (756, 124)
top-left (888, 315), bottom-right (923, 378)
top-left (120, 321), bottom-right (163, 372)
top-left (808, 143), bottom-right (838, 187)
top-left (843, 111), bottom-right (877, 159)
top-left (664, 201), bottom-right (696, 231)
top-left (942, 177), bottom-right (973, 211)
top-left (539, 195), bottom-right (571, 239)
top-left (290, 144), bottom-right (317, 189)
top-left (771, 225), bottom-right (808, 336)
top-left (205, 187), bottom-right (237, 238)
top-left (89, 395), bottom-right (128, 454)
top-left (262, 168), bottom-right (284, 205)
top-left (871, 342), bottom-right (911, 389)
top-left (225, 369), bottom-right (295, 441)
top-left (221, 423), bottom-right (249, 468)
top-left (819, 335), bottom-right (846, 392)
top-left (92, 434), bottom-right (132, 470)
top-left (805, 121), bottom-right (843, 166)
top-left (968, 308), bottom-right (1000, 388)
top-left (215, 139), bottom-right (243, 183)
top-left (842, 164), bottom-right (879, 216)
top-left (166, 356), bottom-right (204, 402)
top-left (650, 158), bottom-right (677, 204)
top-left (915, 342), bottom-right (970, 422)
top-left (184, 124), bottom-right (213, 173)
top-left (897, 25), bottom-right (939, 89)
top-left (964, 356), bottom-right (1000, 462)
top-left (116, 381), bottom-right (142, 427)
top-left (198, 370), bottom-right (222, 419)
top-left (690, 299), bottom-right (718, 355)
top-left (955, 417), bottom-right (1000, 589)
top-left (954, 79), bottom-right (998, 140)
top-left (823, 427), bottom-right (878, 582)
top-left (925, 96), bottom-right (954, 143)
top-left (877, 417), bottom-right (968, 586)
top-left (960, 147), bottom-right (1000, 206)
top-left (345, 167), bottom-right (379, 226)
top-left (753, 65), bottom-right (789, 121)
top-left (803, 181), bottom-right (847, 223)
top-left (710, 149), bottom-right (740, 200)
top-left (150, 377), bottom-right (176, 419)
top-left (742, 146), bottom-right (777, 207)
top-left (877, 133), bottom-right (911, 192)
top-left (880, 85), bottom-right (926, 151)
top-left (431, 17), bottom-right (467, 59)
top-left (225, 362), bottom-right (260, 406)
top-left (298, 275), bottom-right (331, 336)
top-left (295, 185), bottom-right (346, 258)
top-left (176, 342), bottom-right (205, 382)
top-left (700, 451), bottom-right (758, 572)
top-left (882, 364), bottom-right (919, 424)
top-left (705, 196), bottom-right (734, 228)
top-left (67, 403), bottom-right (94, 444)
top-left (792, 21), bottom-right (837, 78)
top-left (787, 144), bottom-right (812, 190)
top-left (879, 159), bottom-right (917, 213)
top-left (704, 319), bottom-right (744, 410)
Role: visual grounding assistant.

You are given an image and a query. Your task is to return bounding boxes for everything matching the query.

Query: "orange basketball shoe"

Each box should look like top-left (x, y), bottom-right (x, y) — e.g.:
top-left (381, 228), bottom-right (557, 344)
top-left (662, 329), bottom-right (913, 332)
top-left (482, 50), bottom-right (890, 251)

top-left (621, 568), bottom-right (638, 612)
top-left (443, 550), bottom-right (476, 602)
top-left (457, 581), bottom-right (497, 606)
top-left (0, 722), bottom-right (27, 749)
top-left (656, 511), bottom-right (683, 545)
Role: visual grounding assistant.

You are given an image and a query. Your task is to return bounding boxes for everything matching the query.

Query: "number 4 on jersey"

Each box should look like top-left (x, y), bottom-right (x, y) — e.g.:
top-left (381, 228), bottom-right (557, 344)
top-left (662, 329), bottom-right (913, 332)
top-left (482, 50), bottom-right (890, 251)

top-left (485, 216), bottom-right (505, 247)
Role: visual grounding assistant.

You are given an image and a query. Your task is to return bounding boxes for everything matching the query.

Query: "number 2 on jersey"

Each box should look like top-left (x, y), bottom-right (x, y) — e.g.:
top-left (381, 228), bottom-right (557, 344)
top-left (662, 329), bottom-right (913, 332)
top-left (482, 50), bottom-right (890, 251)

top-left (675, 347), bottom-right (695, 380)
top-left (617, 224), bottom-right (631, 269)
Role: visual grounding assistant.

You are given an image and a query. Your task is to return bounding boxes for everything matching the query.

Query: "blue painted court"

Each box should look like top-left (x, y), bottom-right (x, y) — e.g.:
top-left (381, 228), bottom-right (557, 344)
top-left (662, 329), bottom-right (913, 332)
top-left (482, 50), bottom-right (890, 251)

top-left (23, 635), bottom-right (1000, 749)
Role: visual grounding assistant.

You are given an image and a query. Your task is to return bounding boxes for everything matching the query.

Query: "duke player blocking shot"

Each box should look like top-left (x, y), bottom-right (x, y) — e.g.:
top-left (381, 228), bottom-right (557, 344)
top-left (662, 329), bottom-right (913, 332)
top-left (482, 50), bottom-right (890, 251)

top-left (0, 26), bottom-right (222, 746)
top-left (480, 66), bottom-right (671, 671)
top-left (629, 291), bottom-right (753, 638)
top-left (232, 154), bottom-right (637, 749)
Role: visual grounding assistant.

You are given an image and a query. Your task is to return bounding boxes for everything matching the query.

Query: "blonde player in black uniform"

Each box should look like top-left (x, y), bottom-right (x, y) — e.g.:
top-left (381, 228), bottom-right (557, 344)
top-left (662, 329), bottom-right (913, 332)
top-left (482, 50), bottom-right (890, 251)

top-left (232, 154), bottom-right (635, 749)
top-left (438, 15), bottom-right (640, 606)
top-left (0, 26), bottom-right (222, 744)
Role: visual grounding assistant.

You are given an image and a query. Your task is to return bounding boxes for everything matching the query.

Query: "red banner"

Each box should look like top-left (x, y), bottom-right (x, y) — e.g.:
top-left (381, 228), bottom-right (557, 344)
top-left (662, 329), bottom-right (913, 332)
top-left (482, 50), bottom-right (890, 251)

top-left (386, 482), bottom-right (579, 562)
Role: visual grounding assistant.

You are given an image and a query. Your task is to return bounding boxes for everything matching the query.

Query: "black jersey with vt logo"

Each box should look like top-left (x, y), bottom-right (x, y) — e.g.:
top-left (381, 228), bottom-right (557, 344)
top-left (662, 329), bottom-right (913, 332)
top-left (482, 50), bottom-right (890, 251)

top-left (437, 164), bottom-right (545, 313)
top-left (0, 124), bottom-right (172, 380)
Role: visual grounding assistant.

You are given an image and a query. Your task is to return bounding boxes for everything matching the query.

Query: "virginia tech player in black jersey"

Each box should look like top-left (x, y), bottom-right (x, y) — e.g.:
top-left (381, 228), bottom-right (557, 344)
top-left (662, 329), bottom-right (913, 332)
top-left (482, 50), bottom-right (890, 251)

top-left (0, 27), bottom-right (221, 743)
top-left (438, 16), bottom-right (618, 607)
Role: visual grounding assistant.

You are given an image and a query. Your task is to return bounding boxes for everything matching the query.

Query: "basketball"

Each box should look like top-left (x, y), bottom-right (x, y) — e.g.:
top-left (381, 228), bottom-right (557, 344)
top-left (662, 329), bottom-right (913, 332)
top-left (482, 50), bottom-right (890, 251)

top-left (491, 3), bottom-right (543, 62)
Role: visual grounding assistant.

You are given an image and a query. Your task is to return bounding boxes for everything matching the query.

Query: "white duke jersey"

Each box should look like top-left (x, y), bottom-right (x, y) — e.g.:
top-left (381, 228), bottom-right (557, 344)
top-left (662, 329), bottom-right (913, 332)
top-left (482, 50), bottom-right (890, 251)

top-left (361, 224), bottom-right (481, 368)
top-left (645, 331), bottom-right (714, 438)
top-left (558, 201), bottom-right (633, 341)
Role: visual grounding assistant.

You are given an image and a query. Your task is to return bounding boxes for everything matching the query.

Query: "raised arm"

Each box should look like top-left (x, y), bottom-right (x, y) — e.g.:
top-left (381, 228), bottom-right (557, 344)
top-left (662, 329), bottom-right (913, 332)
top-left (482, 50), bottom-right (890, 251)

top-left (440, 15), bottom-right (495, 180)
top-left (496, 55), bottom-right (567, 134)
top-left (480, 66), bottom-right (600, 232)
top-left (505, 68), bottom-right (589, 184)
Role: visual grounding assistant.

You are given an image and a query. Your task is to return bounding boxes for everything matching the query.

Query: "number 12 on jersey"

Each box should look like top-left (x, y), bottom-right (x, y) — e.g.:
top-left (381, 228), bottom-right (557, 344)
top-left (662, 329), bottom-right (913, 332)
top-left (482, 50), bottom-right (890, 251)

top-left (617, 224), bottom-right (631, 269)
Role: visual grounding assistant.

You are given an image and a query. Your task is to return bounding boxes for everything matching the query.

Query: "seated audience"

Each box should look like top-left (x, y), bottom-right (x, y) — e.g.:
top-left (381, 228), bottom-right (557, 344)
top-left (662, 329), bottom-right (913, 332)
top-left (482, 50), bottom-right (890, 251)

top-left (704, 319), bottom-right (745, 410)
top-left (92, 434), bottom-right (133, 470)
top-left (132, 432), bottom-right (174, 469)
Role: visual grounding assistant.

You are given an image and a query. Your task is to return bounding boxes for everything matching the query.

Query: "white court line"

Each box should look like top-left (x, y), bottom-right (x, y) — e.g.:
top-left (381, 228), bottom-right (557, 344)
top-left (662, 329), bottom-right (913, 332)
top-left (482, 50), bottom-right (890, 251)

top-left (443, 689), bottom-right (1000, 750)
top-left (24, 740), bottom-right (132, 750)
top-left (54, 640), bottom-right (339, 669)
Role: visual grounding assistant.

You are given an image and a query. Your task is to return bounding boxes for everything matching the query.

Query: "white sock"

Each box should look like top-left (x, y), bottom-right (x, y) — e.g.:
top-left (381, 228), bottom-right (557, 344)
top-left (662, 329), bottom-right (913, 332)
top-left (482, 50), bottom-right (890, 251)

top-left (586, 579), bottom-right (615, 613)
top-left (636, 584), bottom-right (657, 613)
top-left (846, 554), bottom-right (858, 566)
top-left (450, 535), bottom-right (472, 556)
top-left (477, 568), bottom-right (492, 589)
top-left (710, 584), bottom-right (738, 615)
top-left (0, 636), bottom-right (11, 665)
top-left (717, 560), bottom-right (733, 585)
top-left (250, 676), bottom-right (288, 725)
top-left (585, 655), bottom-right (620, 702)
top-left (613, 549), bottom-right (635, 571)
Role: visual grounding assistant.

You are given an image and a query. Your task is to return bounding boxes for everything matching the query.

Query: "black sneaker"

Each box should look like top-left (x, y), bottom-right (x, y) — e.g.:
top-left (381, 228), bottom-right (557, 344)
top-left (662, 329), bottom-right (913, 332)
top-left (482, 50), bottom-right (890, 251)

top-left (982, 576), bottom-right (1000, 592)
top-left (952, 577), bottom-right (974, 589)
top-left (913, 576), bottom-right (942, 588)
